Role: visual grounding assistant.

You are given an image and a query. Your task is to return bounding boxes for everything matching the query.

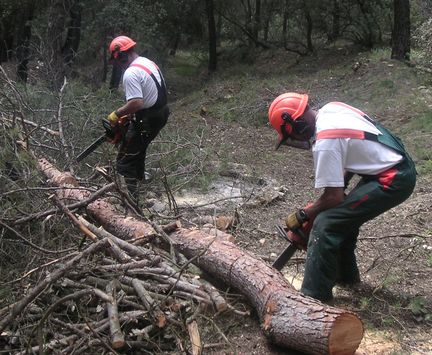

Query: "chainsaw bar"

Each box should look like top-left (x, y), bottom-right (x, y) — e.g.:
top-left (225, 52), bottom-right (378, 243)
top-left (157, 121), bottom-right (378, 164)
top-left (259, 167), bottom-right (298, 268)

top-left (76, 134), bottom-right (106, 162)
top-left (272, 224), bottom-right (299, 270)
top-left (272, 243), bottom-right (298, 270)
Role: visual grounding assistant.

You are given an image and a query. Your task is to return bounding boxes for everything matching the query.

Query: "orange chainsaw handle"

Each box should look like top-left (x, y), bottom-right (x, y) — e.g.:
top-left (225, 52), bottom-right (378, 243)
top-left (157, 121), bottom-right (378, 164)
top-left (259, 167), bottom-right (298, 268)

top-left (102, 115), bottom-right (130, 144)
top-left (287, 203), bottom-right (315, 250)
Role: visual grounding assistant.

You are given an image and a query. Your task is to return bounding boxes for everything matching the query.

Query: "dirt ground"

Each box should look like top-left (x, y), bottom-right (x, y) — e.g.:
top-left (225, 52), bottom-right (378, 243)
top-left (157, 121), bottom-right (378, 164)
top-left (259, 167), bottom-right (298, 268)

top-left (165, 47), bottom-right (432, 354)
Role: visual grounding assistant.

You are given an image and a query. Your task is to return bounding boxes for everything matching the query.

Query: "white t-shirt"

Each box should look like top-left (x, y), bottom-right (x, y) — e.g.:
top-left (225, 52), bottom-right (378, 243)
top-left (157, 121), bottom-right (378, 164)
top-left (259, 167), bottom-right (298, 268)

top-left (313, 102), bottom-right (403, 188)
top-left (122, 57), bottom-right (163, 109)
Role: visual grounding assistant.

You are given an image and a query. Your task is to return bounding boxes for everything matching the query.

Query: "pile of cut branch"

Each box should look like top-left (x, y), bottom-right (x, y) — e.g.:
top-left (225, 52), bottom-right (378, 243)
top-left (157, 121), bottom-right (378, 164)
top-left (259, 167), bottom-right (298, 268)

top-left (0, 220), bottom-right (233, 354)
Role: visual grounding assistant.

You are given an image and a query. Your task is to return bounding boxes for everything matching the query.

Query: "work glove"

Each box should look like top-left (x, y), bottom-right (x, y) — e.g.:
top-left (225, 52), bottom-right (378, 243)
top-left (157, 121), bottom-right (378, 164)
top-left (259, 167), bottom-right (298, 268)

top-left (285, 209), bottom-right (309, 230)
top-left (287, 226), bottom-right (309, 250)
top-left (286, 203), bottom-right (314, 249)
top-left (107, 111), bottom-right (119, 125)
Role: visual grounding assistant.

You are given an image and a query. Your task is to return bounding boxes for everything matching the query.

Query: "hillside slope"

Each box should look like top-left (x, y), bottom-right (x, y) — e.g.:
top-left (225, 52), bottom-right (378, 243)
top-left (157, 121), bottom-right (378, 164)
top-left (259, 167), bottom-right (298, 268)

top-left (164, 45), bottom-right (432, 354)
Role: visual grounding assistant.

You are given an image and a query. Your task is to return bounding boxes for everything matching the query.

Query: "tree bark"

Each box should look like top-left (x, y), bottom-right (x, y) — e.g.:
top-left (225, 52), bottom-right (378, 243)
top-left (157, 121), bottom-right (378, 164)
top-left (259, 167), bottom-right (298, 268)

top-left (37, 158), bottom-right (364, 354)
top-left (253, 0), bottom-right (261, 44)
top-left (329, 0), bottom-right (340, 42)
top-left (282, 0), bottom-right (289, 47)
top-left (391, 0), bottom-right (410, 60)
top-left (16, 2), bottom-right (34, 83)
top-left (205, 0), bottom-right (217, 72)
top-left (37, 158), bottom-right (157, 242)
top-left (62, 0), bottom-right (82, 69)
top-left (169, 228), bottom-right (363, 354)
top-left (303, 2), bottom-right (314, 53)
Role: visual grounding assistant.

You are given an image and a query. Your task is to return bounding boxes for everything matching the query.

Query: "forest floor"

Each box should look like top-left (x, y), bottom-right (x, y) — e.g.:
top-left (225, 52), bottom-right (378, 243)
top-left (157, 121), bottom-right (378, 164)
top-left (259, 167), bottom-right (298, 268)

top-left (160, 44), bottom-right (432, 354)
top-left (2, 44), bottom-right (431, 355)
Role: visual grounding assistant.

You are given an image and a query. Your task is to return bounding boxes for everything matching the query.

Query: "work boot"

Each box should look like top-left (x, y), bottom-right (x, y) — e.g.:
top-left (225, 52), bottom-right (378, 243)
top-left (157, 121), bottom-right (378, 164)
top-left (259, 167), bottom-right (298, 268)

top-left (124, 177), bottom-right (140, 207)
top-left (335, 270), bottom-right (361, 288)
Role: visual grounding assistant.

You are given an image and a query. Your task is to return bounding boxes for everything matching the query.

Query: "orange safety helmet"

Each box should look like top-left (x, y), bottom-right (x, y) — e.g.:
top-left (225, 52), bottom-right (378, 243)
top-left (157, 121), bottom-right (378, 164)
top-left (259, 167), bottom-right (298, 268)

top-left (268, 93), bottom-right (309, 149)
top-left (109, 36), bottom-right (137, 59)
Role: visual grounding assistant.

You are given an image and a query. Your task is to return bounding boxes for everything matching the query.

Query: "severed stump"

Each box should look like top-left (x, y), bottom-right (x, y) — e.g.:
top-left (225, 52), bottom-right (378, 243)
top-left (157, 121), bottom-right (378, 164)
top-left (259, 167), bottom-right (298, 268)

top-left (37, 158), bottom-right (363, 354)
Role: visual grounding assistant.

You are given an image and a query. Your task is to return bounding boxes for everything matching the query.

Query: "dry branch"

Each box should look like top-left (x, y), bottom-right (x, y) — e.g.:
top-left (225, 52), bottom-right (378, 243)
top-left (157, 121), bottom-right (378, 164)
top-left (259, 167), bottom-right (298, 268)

top-left (106, 281), bottom-right (125, 349)
top-left (38, 158), bottom-right (157, 242)
top-left (132, 278), bottom-right (167, 328)
top-left (11, 182), bottom-right (115, 225)
top-left (187, 320), bottom-right (202, 355)
top-left (0, 115), bottom-right (60, 136)
top-left (0, 238), bottom-right (109, 333)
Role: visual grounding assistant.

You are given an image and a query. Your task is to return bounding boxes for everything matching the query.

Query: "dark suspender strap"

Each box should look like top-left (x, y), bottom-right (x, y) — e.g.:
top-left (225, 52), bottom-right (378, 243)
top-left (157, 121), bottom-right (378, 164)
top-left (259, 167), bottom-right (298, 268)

top-left (130, 63), bottom-right (165, 90)
top-left (129, 62), bottom-right (167, 109)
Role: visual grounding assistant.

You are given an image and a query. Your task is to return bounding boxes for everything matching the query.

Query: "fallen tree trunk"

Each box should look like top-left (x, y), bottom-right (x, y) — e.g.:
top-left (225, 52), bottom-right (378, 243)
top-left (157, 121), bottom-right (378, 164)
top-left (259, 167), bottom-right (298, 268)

top-left (38, 158), bottom-right (156, 242)
top-left (37, 158), bottom-right (363, 354)
top-left (169, 229), bottom-right (363, 354)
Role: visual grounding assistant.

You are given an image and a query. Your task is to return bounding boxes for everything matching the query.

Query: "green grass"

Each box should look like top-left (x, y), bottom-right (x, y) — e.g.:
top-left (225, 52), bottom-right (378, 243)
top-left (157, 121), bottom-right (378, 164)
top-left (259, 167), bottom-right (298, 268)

top-left (409, 297), bottom-right (427, 316)
top-left (169, 51), bottom-right (203, 77)
top-left (405, 111), bottom-right (432, 174)
top-left (368, 47), bottom-right (392, 61)
top-left (409, 111), bottom-right (432, 132)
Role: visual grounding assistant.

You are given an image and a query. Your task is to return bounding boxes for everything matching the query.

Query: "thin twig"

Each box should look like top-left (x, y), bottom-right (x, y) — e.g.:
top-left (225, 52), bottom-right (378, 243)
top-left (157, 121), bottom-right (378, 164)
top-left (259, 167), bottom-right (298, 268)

top-left (0, 219), bottom-right (75, 254)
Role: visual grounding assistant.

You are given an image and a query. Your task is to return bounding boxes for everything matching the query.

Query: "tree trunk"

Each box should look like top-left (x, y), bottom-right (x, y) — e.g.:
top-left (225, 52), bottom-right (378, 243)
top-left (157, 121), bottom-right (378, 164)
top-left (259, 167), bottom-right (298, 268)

top-left (205, 0), bottom-right (217, 72)
top-left (304, 2), bottom-right (314, 53)
top-left (252, 0), bottom-right (261, 44)
top-left (37, 157), bottom-right (364, 355)
top-left (46, 0), bottom-right (67, 88)
top-left (16, 3), bottom-right (34, 83)
top-left (283, 0), bottom-right (289, 47)
top-left (391, 0), bottom-right (410, 61)
top-left (62, 0), bottom-right (82, 69)
top-left (37, 158), bottom-right (157, 242)
top-left (169, 228), bottom-right (363, 354)
top-left (109, 61), bottom-right (123, 91)
top-left (328, 0), bottom-right (340, 42)
top-left (0, 4), bottom-right (17, 63)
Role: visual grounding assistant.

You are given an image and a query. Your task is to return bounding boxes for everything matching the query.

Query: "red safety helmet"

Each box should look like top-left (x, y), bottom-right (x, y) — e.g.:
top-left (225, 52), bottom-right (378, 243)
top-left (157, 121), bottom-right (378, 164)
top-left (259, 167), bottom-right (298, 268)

top-left (109, 36), bottom-right (137, 59)
top-left (268, 93), bottom-right (309, 149)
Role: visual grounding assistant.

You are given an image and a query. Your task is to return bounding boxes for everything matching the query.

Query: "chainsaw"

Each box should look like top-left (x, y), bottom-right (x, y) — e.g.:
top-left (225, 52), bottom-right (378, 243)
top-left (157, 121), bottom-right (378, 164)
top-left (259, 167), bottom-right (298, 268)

top-left (272, 224), bottom-right (308, 270)
top-left (76, 116), bottom-right (129, 163)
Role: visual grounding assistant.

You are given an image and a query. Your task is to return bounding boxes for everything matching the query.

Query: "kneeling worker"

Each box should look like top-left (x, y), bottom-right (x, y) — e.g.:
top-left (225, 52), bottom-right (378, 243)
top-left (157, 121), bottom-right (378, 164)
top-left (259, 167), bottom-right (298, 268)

top-left (268, 93), bottom-right (416, 302)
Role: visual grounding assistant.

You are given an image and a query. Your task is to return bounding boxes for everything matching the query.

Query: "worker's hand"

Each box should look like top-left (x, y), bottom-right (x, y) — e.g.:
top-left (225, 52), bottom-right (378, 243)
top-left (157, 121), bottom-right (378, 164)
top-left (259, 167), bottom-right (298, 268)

top-left (107, 111), bottom-right (119, 125)
top-left (285, 209), bottom-right (309, 230)
top-left (287, 227), bottom-right (309, 250)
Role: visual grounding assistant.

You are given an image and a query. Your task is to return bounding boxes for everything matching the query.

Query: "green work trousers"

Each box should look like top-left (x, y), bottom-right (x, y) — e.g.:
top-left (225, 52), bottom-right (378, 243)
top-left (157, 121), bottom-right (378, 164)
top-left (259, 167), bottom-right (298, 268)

top-left (300, 156), bottom-right (416, 302)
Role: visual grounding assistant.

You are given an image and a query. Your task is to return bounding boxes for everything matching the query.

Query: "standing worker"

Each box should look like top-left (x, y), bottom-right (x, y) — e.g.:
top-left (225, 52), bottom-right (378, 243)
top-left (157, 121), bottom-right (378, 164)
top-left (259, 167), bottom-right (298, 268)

top-left (268, 93), bottom-right (416, 303)
top-left (107, 35), bottom-right (169, 203)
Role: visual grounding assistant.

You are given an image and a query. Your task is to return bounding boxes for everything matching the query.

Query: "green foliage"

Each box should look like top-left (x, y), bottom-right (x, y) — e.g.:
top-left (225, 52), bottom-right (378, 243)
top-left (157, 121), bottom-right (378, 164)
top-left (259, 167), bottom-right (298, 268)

top-left (360, 296), bottom-right (371, 310)
top-left (408, 296), bottom-right (431, 323)
top-left (369, 47), bottom-right (392, 61)
top-left (413, 18), bottom-right (432, 69)
top-left (381, 274), bottom-right (400, 288)
top-left (409, 297), bottom-right (427, 316)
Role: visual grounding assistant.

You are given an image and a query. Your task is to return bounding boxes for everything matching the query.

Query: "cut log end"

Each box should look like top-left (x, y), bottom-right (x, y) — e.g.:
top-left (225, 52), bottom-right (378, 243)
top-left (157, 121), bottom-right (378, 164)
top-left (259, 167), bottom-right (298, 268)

top-left (328, 313), bottom-right (364, 355)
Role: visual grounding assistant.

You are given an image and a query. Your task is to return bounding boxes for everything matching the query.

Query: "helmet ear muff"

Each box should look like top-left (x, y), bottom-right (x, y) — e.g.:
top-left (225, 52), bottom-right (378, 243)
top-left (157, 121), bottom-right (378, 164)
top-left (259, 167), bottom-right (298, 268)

top-left (117, 50), bottom-right (128, 63)
top-left (281, 112), bottom-right (294, 124)
top-left (279, 112), bottom-right (293, 143)
top-left (282, 111), bottom-right (309, 135)
top-left (112, 45), bottom-right (128, 63)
